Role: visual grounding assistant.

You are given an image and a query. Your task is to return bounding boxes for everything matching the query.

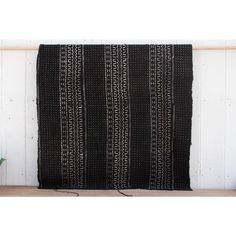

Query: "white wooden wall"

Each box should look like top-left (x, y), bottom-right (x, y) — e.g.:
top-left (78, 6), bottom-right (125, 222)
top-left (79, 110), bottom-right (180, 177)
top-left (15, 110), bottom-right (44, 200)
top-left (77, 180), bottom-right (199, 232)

top-left (0, 40), bottom-right (236, 189)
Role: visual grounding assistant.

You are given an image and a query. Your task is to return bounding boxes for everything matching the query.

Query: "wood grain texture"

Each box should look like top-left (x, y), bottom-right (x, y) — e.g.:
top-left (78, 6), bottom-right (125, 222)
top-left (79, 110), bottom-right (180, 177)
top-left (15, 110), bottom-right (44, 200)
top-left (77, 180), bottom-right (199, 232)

top-left (0, 40), bottom-right (236, 189)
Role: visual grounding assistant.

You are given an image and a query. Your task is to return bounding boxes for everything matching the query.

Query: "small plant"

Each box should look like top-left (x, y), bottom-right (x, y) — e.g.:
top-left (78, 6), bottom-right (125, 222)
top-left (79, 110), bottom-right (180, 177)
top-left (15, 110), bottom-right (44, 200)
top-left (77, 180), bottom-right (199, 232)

top-left (0, 157), bottom-right (6, 166)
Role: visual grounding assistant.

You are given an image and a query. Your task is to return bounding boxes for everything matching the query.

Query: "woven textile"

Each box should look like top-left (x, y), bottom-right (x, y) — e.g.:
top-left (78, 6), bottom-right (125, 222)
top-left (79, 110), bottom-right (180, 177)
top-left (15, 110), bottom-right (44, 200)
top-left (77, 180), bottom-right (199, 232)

top-left (37, 44), bottom-right (193, 190)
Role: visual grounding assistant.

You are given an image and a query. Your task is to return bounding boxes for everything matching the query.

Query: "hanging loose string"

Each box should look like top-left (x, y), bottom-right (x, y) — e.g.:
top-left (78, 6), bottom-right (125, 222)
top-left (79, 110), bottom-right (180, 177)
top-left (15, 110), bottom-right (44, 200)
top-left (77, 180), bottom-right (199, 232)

top-left (117, 189), bottom-right (133, 197)
top-left (54, 189), bottom-right (80, 197)
top-left (54, 189), bottom-right (134, 197)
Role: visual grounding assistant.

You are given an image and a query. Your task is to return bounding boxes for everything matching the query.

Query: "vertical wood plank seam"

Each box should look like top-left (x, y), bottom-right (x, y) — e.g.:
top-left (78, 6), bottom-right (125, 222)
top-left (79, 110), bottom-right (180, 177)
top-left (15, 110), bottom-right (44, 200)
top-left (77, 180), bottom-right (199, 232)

top-left (3, 41), bottom-right (8, 184)
top-left (0, 40), bottom-right (2, 185)
top-left (24, 47), bottom-right (27, 185)
top-left (199, 52), bottom-right (203, 189)
top-left (223, 41), bottom-right (227, 189)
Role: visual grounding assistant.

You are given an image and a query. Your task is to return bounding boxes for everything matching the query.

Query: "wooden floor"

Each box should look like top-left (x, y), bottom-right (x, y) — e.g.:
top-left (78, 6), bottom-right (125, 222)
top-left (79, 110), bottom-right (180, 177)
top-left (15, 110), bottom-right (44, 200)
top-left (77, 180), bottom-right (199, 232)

top-left (0, 186), bottom-right (235, 196)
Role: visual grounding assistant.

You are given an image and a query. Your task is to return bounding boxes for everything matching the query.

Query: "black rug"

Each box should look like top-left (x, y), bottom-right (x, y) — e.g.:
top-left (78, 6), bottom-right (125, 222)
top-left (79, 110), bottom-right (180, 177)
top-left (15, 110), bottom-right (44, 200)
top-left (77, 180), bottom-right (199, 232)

top-left (37, 44), bottom-right (193, 190)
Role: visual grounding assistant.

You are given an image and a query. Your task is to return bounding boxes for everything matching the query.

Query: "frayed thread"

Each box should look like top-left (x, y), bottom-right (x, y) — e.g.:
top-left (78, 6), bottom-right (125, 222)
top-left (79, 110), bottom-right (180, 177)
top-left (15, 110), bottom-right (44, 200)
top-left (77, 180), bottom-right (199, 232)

top-left (54, 189), bottom-right (80, 197)
top-left (117, 189), bottom-right (133, 197)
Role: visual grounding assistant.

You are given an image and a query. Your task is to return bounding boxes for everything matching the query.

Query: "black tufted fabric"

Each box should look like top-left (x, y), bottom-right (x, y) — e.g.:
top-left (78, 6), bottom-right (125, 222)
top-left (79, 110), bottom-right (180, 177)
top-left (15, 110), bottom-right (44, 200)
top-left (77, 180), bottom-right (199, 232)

top-left (37, 44), bottom-right (193, 190)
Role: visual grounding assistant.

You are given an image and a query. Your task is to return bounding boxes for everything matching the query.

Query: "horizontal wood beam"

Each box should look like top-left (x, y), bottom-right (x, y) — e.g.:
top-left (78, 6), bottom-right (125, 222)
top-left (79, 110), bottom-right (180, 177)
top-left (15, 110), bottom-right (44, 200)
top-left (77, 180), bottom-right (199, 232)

top-left (0, 45), bottom-right (236, 51)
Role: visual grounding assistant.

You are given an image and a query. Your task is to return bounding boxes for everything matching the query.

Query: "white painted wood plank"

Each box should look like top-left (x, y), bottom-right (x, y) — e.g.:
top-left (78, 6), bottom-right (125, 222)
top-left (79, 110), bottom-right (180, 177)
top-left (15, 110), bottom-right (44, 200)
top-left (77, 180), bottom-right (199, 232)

top-left (0, 40), bottom-right (9, 185)
top-left (201, 101), bottom-right (225, 189)
top-left (1, 41), bottom-right (26, 185)
top-left (0, 40), bottom-right (2, 184)
top-left (199, 50), bottom-right (226, 189)
top-left (0, 40), bottom-right (7, 184)
top-left (25, 42), bottom-right (38, 185)
top-left (225, 44), bottom-right (236, 189)
top-left (225, 101), bottom-right (236, 188)
top-left (190, 51), bottom-right (201, 189)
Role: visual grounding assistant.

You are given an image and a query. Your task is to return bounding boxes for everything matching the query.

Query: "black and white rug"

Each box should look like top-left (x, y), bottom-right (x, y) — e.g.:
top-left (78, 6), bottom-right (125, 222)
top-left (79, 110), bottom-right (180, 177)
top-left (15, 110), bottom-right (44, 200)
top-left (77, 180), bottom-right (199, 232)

top-left (37, 44), bottom-right (193, 190)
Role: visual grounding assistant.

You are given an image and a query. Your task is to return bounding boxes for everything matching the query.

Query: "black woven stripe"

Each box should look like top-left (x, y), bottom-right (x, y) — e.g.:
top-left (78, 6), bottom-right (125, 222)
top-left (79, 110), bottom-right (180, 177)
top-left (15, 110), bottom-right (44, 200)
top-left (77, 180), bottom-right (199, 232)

top-left (173, 45), bottom-right (193, 190)
top-left (84, 45), bottom-right (107, 189)
top-left (129, 45), bottom-right (151, 189)
top-left (37, 45), bottom-right (62, 188)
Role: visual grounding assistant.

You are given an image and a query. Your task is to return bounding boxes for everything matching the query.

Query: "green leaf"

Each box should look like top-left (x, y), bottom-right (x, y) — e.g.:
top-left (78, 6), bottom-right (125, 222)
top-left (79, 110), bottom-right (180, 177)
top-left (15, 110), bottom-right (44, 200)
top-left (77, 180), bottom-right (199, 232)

top-left (0, 158), bottom-right (6, 166)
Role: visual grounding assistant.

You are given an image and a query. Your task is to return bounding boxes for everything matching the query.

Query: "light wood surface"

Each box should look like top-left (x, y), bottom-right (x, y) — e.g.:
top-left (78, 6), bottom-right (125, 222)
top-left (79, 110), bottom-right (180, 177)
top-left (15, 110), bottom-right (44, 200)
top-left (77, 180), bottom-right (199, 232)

top-left (0, 186), bottom-right (235, 197)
